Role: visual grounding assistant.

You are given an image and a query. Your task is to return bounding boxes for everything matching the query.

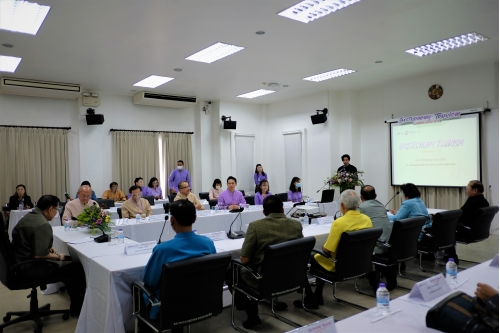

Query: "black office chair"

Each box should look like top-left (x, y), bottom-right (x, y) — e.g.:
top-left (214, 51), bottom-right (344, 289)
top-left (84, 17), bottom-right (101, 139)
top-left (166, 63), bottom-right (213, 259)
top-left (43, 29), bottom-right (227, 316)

top-left (455, 206), bottom-right (499, 264)
top-left (417, 209), bottom-right (462, 274)
top-left (231, 237), bottom-right (316, 331)
top-left (143, 196), bottom-right (155, 206)
top-left (371, 217), bottom-right (426, 287)
top-left (302, 228), bottom-right (382, 315)
top-left (96, 199), bottom-right (114, 209)
top-left (168, 194), bottom-right (176, 204)
top-left (162, 203), bottom-right (170, 215)
top-left (199, 192), bottom-right (210, 201)
top-left (276, 193), bottom-right (288, 202)
top-left (132, 252), bottom-right (231, 333)
top-left (209, 199), bottom-right (218, 208)
top-left (0, 213), bottom-right (69, 333)
top-left (239, 190), bottom-right (246, 197)
top-left (117, 208), bottom-right (122, 219)
top-left (59, 205), bottom-right (66, 225)
top-left (244, 196), bottom-right (255, 206)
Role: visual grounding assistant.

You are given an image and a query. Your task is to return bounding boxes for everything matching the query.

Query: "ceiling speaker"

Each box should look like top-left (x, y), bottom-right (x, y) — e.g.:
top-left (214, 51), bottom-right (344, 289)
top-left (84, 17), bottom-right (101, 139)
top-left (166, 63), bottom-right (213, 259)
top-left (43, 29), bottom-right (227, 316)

top-left (311, 113), bottom-right (327, 125)
top-left (223, 120), bottom-right (237, 129)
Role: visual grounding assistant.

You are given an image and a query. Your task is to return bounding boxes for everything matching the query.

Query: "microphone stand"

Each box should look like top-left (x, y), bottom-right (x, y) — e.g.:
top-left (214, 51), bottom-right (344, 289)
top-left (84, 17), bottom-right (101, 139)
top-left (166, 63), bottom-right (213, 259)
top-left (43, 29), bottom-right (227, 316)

top-left (158, 214), bottom-right (169, 244)
top-left (385, 191), bottom-right (400, 209)
top-left (227, 212), bottom-right (245, 239)
top-left (316, 181), bottom-right (331, 193)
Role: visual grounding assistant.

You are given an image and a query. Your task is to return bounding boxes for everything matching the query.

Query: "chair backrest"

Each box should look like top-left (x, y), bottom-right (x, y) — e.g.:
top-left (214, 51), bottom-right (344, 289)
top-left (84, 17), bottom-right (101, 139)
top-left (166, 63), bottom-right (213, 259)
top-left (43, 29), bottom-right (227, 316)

top-left (335, 228), bottom-right (383, 281)
top-left (384, 217), bottom-right (426, 263)
top-left (276, 193), bottom-right (288, 202)
top-left (209, 199), bottom-right (218, 208)
top-left (96, 198), bottom-right (115, 209)
top-left (163, 203), bottom-right (170, 215)
top-left (0, 213), bottom-right (15, 287)
top-left (257, 236), bottom-right (316, 298)
top-left (60, 205), bottom-right (66, 224)
top-left (244, 196), bottom-right (255, 206)
top-left (143, 196), bottom-right (155, 206)
top-left (467, 206), bottom-right (499, 242)
top-left (199, 192), bottom-right (209, 201)
top-left (240, 190), bottom-right (246, 197)
top-left (169, 194), bottom-right (176, 204)
top-left (428, 209), bottom-right (462, 250)
top-left (117, 208), bottom-right (122, 219)
top-left (159, 252), bottom-right (231, 331)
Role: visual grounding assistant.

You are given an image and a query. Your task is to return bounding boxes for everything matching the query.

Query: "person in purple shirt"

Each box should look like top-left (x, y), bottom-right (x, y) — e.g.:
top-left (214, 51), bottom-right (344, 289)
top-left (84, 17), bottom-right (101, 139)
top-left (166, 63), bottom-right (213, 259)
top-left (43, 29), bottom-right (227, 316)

top-left (146, 177), bottom-right (163, 199)
top-left (218, 176), bottom-right (246, 210)
top-left (254, 180), bottom-right (272, 205)
top-left (253, 164), bottom-right (268, 193)
top-left (287, 176), bottom-right (303, 203)
top-left (127, 177), bottom-right (149, 199)
top-left (168, 160), bottom-right (192, 194)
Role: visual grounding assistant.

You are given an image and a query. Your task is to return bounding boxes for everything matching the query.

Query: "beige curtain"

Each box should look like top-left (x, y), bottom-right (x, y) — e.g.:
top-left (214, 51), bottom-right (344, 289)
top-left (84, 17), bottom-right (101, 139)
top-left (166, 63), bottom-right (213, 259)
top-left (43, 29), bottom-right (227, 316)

top-left (0, 127), bottom-right (69, 206)
top-left (162, 133), bottom-right (193, 190)
top-left (112, 131), bottom-right (160, 193)
top-left (389, 186), bottom-right (468, 211)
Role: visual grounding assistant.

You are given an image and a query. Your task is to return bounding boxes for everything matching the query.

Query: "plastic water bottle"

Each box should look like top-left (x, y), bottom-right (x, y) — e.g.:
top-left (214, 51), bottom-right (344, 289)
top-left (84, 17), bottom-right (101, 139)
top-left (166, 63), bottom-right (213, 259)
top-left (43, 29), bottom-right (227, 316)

top-left (303, 214), bottom-right (309, 227)
top-left (136, 213), bottom-right (140, 224)
top-left (306, 197), bottom-right (311, 206)
top-left (64, 219), bottom-right (70, 232)
top-left (215, 205), bottom-right (219, 213)
top-left (446, 258), bottom-right (458, 286)
top-left (117, 229), bottom-right (124, 244)
top-left (376, 283), bottom-right (390, 315)
top-left (19, 199), bottom-right (24, 211)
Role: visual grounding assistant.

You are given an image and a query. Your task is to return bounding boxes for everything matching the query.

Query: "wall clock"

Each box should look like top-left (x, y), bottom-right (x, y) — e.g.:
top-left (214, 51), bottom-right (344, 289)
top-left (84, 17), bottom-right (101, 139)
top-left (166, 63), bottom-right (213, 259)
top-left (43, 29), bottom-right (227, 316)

top-left (428, 84), bottom-right (443, 100)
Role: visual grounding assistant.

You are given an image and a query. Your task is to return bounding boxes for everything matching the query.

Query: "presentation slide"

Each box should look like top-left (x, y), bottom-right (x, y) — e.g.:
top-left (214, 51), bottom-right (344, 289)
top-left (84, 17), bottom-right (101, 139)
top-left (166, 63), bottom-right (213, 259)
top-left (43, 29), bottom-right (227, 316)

top-left (391, 114), bottom-right (480, 187)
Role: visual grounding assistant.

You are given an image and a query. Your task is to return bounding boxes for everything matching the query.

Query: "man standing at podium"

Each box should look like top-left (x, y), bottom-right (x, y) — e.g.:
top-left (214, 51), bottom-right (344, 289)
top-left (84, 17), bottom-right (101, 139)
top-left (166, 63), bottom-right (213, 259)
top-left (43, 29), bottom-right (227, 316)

top-left (337, 154), bottom-right (357, 191)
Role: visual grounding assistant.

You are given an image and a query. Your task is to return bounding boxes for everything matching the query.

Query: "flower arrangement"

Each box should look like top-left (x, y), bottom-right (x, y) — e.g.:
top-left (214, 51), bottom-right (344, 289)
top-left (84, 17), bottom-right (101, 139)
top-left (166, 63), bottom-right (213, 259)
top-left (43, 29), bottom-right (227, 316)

top-left (326, 170), bottom-right (365, 192)
top-left (76, 204), bottom-right (113, 234)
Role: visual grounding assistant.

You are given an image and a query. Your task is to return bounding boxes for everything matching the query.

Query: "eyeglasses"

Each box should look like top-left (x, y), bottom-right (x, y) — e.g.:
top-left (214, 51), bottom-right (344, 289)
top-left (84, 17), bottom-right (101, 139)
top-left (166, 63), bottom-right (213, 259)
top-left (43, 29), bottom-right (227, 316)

top-left (180, 186), bottom-right (190, 190)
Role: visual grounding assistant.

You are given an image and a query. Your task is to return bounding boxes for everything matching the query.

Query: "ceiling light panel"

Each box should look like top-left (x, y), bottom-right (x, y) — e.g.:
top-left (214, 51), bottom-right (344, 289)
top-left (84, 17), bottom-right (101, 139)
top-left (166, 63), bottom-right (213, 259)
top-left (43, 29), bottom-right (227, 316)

top-left (405, 32), bottom-right (489, 57)
top-left (0, 0), bottom-right (50, 35)
top-left (303, 68), bottom-right (356, 82)
top-left (186, 42), bottom-right (244, 64)
top-left (278, 0), bottom-right (361, 23)
top-left (237, 89), bottom-right (275, 99)
top-left (0, 55), bottom-right (21, 72)
top-left (133, 75), bottom-right (174, 88)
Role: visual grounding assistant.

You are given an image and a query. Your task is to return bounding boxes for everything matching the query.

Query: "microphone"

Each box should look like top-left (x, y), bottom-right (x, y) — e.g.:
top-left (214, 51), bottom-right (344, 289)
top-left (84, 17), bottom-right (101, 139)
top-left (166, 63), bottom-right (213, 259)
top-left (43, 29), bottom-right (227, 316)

top-left (158, 214), bottom-right (170, 244)
top-left (385, 191), bottom-right (400, 208)
top-left (64, 192), bottom-right (71, 201)
top-left (316, 181), bottom-right (330, 193)
top-left (227, 212), bottom-right (245, 239)
top-left (285, 201), bottom-right (305, 216)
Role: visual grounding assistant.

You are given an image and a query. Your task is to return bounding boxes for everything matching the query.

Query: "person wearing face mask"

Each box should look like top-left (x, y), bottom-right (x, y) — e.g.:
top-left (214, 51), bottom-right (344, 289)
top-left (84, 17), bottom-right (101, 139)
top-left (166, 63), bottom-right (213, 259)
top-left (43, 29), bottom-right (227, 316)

top-left (287, 177), bottom-right (303, 203)
top-left (121, 185), bottom-right (153, 219)
top-left (389, 183), bottom-right (432, 244)
top-left (168, 160), bottom-right (192, 195)
top-left (209, 179), bottom-right (223, 200)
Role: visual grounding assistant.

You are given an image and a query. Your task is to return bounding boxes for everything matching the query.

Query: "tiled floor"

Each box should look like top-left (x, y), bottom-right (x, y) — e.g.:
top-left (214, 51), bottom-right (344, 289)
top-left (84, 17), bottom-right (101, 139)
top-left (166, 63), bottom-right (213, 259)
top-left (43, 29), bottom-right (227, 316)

top-left (0, 235), bottom-right (497, 333)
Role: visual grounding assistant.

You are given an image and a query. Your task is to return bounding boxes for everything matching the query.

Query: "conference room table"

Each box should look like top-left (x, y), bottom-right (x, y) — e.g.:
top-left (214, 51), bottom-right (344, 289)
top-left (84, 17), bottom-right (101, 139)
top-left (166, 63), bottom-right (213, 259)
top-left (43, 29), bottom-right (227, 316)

top-left (113, 198), bottom-right (169, 208)
top-left (104, 200), bottom-right (211, 219)
top-left (8, 209), bottom-right (60, 240)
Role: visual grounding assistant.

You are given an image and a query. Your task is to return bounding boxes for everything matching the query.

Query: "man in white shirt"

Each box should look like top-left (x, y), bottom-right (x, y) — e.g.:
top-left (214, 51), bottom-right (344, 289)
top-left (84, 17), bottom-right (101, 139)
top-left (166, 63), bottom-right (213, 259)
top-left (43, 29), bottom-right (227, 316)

top-left (63, 185), bottom-right (99, 222)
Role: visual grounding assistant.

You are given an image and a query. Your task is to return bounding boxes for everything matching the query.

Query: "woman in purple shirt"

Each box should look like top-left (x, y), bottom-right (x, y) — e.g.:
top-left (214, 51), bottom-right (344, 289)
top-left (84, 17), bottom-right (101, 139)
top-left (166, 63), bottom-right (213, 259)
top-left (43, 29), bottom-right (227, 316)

top-left (287, 176), bottom-right (303, 203)
top-left (253, 164), bottom-right (268, 193)
top-left (147, 177), bottom-right (163, 199)
top-left (127, 177), bottom-right (149, 199)
top-left (218, 176), bottom-right (246, 210)
top-left (254, 180), bottom-right (272, 205)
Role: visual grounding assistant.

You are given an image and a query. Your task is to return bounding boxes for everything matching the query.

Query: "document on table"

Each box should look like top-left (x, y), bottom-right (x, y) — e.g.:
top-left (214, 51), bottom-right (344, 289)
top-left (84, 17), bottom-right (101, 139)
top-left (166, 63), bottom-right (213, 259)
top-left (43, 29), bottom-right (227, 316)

top-left (67, 237), bottom-right (95, 244)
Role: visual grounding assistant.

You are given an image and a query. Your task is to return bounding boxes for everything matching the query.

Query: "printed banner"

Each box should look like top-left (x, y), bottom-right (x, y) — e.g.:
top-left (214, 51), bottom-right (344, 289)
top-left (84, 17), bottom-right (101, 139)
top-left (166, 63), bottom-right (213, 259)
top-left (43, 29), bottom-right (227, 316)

top-left (398, 111), bottom-right (461, 125)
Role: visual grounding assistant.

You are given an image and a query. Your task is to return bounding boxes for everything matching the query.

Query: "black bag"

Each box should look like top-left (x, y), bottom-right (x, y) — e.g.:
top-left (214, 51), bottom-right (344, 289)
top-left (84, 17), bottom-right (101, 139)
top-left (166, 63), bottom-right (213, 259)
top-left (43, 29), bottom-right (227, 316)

top-left (426, 291), bottom-right (499, 333)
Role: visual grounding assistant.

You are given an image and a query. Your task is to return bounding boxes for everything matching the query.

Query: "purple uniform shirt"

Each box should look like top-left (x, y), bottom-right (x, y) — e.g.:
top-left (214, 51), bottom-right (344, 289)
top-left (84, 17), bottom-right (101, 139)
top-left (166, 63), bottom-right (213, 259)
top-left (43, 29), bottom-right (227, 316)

top-left (217, 189), bottom-right (246, 209)
top-left (254, 191), bottom-right (272, 205)
top-left (168, 169), bottom-right (192, 192)
top-left (127, 186), bottom-right (149, 199)
top-left (253, 173), bottom-right (268, 186)
top-left (287, 190), bottom-right (303, 203)
top-left (146, 187), bottom-right (163, 199)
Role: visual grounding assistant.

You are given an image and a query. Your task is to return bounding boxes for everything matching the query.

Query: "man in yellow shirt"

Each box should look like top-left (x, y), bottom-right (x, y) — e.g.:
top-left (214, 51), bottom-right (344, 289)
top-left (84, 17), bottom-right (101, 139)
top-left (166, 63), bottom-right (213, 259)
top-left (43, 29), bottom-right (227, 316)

top-left (174, 181), bottom-right (205, 210)
top-left (294, 189), bottom-right (372, 309)
top-left (101, 182), bottom-right (126, 202)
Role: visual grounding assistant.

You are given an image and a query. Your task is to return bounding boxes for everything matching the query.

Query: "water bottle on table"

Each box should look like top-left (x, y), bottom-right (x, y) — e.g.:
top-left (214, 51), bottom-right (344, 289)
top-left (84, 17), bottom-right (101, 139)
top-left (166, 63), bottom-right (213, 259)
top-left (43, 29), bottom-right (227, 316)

top-left (446, 258), bottom-right (457, 286)
top-left (64, 219), bottom-right (70, 232)
top-left (136, 213), bottom-right (140, 224)
top-left (117, 228), bottom-right (124, 244)
top-left (19, 199), bottom-right (24, 211)
top-left (303, 214), bottom-right (309, 227)
top-left (376, 283), bottom-right (390, 315)
top-left (215, 205), bottom-right (219, 213)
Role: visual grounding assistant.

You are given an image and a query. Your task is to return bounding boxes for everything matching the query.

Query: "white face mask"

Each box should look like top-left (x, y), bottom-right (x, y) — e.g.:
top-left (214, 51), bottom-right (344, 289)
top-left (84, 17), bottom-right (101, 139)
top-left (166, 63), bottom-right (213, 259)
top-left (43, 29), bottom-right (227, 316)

top-left (216, 185), bottom-right (221, 190)
top-left (177, 166), bottom-right (183, 170)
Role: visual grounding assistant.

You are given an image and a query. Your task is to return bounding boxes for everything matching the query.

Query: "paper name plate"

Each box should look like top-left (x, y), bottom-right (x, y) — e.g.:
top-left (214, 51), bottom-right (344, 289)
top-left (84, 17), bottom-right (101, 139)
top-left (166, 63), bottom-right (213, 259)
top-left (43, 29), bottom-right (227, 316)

top-left (124, 241), bottom-right (156, 256)
top-left (199, 231), bottom-right (228, 242)
top-left (490, 254), bottom-right (499, 267)
top-left (286, 317), bottom-right (336, 333)
top-left (316, 216), bottom-right (334, 225)
top-left (148, 214), bottom-right (167, 222)
top-left (408, 274), bottom-right (451, 302)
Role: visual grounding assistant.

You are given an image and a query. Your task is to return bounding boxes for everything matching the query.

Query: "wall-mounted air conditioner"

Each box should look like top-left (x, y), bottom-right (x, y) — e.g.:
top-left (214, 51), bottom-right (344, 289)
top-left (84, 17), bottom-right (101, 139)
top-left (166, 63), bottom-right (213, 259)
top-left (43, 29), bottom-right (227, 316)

top-left (133, 91), bottom-right (197, 109)
top-left (0, 77), bottom-right (81, 99)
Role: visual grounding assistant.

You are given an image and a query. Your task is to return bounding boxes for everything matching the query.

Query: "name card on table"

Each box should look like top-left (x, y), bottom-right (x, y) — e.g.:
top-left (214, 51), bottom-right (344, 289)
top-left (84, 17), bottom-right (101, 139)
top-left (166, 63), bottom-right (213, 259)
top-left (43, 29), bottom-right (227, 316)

top-left (408, 274), bottom-right (451, 302)
top-left (200, 231), bottom-right (228, 242)
top-left (148, 214), bottom-right (167, 223)
top-left (124, 241), bottom-right (156, 256)
top-left (490, 254), bottom-right (499, 267)
top-left (315, 216), bottom-right (334, 225)
top-left (286, 317), bottom-right (337, 333)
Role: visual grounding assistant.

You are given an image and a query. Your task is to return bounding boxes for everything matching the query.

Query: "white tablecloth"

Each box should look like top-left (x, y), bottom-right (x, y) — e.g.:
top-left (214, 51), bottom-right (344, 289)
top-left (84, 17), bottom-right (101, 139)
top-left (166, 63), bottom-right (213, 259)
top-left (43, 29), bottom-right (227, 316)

top-left (8, 209), bottom-right (60, 240)
top-left (105, 201), bottom-right (212, 219)
top-left (114, 199), bottom-right (169, 208)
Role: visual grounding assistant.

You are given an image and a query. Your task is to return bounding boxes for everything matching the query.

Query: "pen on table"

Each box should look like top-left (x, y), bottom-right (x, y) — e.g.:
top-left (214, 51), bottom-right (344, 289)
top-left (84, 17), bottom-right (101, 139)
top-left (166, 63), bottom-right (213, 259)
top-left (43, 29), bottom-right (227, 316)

top-left (370, 309), bottom-right (402, 323)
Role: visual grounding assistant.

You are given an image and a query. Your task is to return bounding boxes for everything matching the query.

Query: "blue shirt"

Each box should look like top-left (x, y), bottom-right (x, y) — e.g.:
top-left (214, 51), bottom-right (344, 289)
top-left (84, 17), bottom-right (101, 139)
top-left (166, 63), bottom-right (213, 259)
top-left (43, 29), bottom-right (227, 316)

top-left (142, 231), bottom-right (216, 319)
top-left (75, 190), bottom-right (97, 200)
top-left (168, 169), bottom-right (192, 191)
top-left (388, 197), bottom-right (432, 241)
top-left (254, 191), bottom-right (272, 205)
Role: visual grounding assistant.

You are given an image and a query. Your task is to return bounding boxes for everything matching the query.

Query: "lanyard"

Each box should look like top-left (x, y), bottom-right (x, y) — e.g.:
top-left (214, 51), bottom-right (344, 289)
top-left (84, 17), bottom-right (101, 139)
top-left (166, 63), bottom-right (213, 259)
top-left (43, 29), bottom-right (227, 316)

top-left (131, 199), bottom-right (145, 212)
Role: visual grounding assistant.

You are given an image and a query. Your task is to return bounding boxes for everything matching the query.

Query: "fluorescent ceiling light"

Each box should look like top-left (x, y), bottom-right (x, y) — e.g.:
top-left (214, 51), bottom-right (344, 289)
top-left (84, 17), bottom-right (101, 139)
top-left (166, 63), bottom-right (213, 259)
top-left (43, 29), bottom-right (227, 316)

top-left (0, 0), bottom-right (50, 35)
top-left (278, 0), bottom-right (361, 23)
top-left (237, 89), bottom-right (275, 99)
top-left (405, 32), bottom-right (489, 57)
top-left (133, 75), bottom-right (174, 88)
top-left (186, 42), bottom-right (244, 64)
top-left (303, 68), bottom-right (356, 82)
top-left (0, 55), bottom-right (21, 72)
